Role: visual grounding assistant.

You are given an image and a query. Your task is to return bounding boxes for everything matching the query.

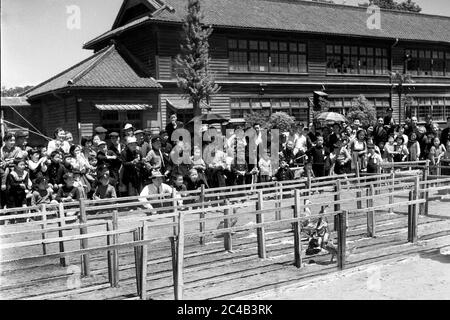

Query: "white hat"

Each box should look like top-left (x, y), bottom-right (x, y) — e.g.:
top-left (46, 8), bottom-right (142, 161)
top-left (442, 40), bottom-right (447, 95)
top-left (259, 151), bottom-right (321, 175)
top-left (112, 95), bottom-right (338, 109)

top-left (126, 136), bottom-right (137, 144)
top-left (124, 123), bottom-right (134, 131)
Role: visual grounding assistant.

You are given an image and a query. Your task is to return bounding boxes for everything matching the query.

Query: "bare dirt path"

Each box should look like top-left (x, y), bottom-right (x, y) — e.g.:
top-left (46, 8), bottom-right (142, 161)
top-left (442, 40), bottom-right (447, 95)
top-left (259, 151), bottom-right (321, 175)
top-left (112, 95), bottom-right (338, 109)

top-left (236, 249), bottom-right (450, 300)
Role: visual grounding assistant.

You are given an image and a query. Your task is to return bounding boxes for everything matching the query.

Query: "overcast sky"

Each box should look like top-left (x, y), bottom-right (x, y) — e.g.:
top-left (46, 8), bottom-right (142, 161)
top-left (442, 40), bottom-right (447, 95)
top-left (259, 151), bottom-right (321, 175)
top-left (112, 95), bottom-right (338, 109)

top-left (2, 0), bottom-right (450, 88)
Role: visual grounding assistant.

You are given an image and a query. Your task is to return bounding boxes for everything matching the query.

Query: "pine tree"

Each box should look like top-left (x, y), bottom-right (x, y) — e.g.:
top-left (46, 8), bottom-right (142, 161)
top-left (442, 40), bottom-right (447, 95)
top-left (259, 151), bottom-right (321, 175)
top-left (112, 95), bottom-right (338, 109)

top-left (175, 0), bottom-right (220, 117)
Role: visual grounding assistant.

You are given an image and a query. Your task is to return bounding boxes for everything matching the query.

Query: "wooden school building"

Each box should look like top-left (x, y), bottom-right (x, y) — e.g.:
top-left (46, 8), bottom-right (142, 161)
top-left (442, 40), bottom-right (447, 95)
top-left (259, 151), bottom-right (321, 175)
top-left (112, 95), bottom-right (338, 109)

top-left (20, 0), bottom-right (450, 143)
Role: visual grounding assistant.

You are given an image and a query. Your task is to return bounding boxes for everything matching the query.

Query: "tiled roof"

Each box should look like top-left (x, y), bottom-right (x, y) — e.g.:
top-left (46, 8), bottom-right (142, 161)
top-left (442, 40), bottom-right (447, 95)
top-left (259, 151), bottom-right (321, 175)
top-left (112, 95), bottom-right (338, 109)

top-left (24, 44), bottom-right (161, 99)
top-left (1, 97), bottom-right (31, 107)
top-left (85, 0), bottom-right (450, 49)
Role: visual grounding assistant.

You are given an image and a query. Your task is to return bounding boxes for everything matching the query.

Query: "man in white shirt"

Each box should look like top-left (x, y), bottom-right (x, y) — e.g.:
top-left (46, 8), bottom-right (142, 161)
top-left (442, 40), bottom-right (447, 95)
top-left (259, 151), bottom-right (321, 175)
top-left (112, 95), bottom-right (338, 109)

top-left (139, 171), bottom-right (182, 212)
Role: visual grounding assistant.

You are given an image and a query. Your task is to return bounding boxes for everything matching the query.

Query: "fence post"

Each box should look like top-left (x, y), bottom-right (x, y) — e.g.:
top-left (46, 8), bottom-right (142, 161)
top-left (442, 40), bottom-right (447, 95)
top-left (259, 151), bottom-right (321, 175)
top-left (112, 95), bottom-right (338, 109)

top-left (41, 204), bottom-right (47, 255)
top-left (106, 220), bottom-right (114, 287)
top-left (367, 184), bottom-right (376, 238)
top-left (223, 199), bottom-right (232, 251)
top-left (337, 210), bottom-right (348, 270)
top-left (79, 199), bottom-right (90, 277)
top-left (175, 209), bottom-right (185, 300)
top-left (307, 175), bottom-right (312, 197)
top-left (199, 184), bottom-right (206, 245)
top-left (140, 221), bottom-right (148, 300)
top-left (112, 210), bottom-right (119, 287)
top-left (388, 172), bottom-right (395, 213)
top-left (293, 190), bottom-right (303, 268)
top-left (334, 180), bottom-right (341, 232)
top-left (133, 228), bottom-right (142, 296)
top-left (356, 161), bottom-right (362, 210)
top-left (408, 176), bottom-right (419, 243)
top-left (424, 160), bottom-right (430, 216)
top-left (376, 166), bottom-right (382, 195)
top-left (256, 190), bottom-right (267, 259)
top-left (170, 236), bottom-right (178, 299)
top-left (172, 188), bottom-right (178, 237)
top-left (57, 203), bottom-right (67, 267)
top-left (275, 182), bottom-right (282, 221)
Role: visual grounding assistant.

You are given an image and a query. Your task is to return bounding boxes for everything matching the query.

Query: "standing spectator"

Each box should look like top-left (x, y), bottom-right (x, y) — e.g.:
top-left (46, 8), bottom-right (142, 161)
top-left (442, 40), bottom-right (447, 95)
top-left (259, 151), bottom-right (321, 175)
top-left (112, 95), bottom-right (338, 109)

top-left (139, 171), bottom-right (181, 211)
top-left (191, 145), bottom-right (207, 183)
top-left (429, 137), bottom-right (446, 166)
top-left (65, 131), bottom-right (74, 148)
top-left (408, 132), bottom-right (421, 161)
top-left (135, 130), bottom-right (151, 160)
top-left (1, 133), bottom-right (21, 203)
top-left (146, 136), bottom-right (170, 176)
top-left (15, 131), bottom-right (32, 159)
top-left (330, 140), bottom-right (352, 175)
top-left (384, 106), bottom-right (396, 130)
top-left (373, 117), bottom-right (388, 146)
top-left (108, 132), bottom-right (124, 155)
top-left (165, 114), bottom-right (184, 141)
top-left (440, 117), bottom-right (450, 147)
top-left (123, 123), bottom-right (135, 144)
top-left (393, 136), bottom-right (409, 162)
top-left (120, 137), bottom-right (142, 196)
top-left (383, 135), bottom-right (396, 163)
top-left (94, 126), bottom-right (108, 142)
top-left (307, 136), bottom-right (330, 178)
top-left (258, 151), bottom-right (273, 183)
top-left (47, 128), bottom-right (70, 156)
top-left (349, 129), bottom-right (367, 172)
top-left (327, 123), bottom-right (341, 151)
top-left (366, 144), bottom-right (383, 174)
top-left (81, 137), bottom-right (96, 160)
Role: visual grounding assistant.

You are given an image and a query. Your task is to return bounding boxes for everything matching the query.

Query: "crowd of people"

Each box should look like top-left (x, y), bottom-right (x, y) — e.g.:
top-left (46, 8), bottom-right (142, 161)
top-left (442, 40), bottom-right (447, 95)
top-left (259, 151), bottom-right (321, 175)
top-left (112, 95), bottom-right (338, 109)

top-left (1, 111), bottom-right (450, 211)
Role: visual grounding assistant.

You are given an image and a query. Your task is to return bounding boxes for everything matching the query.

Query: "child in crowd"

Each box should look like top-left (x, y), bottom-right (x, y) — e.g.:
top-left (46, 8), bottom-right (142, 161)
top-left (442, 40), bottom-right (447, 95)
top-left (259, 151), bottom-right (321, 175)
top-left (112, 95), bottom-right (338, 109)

top-left (383, 135), bottom-right (396, 162)
top-left (56, 172), bottom-right (80, 203)
top-left (6, 158), bottom-right (32, 208)
top-left (191, 146), bottom-right (207, 183)
top-left (393, 136), bottom-right (409, 162)
top-left (27, 148), bottom-right (48, 182)
top-left (186, 168), bottom-right (208, 191)
top-left (93, 171), bottom-right (117, 200)
top-left (429, 137), bottom-right (446, 166)
top-left (46, 151), bottom-right (66, 192)
top-left (172, 174), bottom-right (188, 197)
top-left (366, 144), bottom-right (383, 174)
top-left (258, 151), bottom-right (273, 183)
top-left (31, 176), bottom-right (57, 206)
top-left (274, 160), bottom-right (294, 181)
top-left (408, 132), bottom-right (421, 161)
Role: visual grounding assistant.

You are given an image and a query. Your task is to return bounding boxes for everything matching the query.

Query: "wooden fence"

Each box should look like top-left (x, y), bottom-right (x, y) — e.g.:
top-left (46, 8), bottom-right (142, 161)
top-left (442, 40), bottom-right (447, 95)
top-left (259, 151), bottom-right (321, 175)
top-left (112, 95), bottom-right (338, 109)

top-left (1, 168), bottom-right (450, 300)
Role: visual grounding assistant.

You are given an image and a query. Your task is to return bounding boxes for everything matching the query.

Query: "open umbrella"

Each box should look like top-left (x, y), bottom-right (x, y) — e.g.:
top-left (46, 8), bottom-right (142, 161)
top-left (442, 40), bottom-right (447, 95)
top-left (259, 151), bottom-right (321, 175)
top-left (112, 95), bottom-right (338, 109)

top-left (188, 113), bottom-right (229, 124)
top-left (315, 112), bottom-right (347, 123)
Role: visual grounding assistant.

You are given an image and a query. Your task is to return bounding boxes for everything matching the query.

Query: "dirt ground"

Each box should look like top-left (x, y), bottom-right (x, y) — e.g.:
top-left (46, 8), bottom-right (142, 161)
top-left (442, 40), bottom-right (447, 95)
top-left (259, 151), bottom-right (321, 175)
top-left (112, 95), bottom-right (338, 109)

top-left (237, 249), bottom-right (450, 300)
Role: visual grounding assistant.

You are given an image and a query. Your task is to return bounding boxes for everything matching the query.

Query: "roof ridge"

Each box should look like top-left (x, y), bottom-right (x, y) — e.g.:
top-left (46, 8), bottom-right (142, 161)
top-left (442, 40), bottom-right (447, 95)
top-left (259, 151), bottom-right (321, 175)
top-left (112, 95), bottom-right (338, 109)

top-left (257, 0), bottom-right (450, 19)
top-left (21, 46), bottom-right (112, 97)
top-left (67, 45), bottom-right (116, 85)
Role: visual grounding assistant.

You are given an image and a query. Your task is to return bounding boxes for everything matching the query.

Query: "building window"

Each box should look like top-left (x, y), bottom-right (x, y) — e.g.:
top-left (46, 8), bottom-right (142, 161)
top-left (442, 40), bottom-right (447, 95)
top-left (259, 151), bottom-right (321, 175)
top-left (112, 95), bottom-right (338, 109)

top-left (328, 97), bottom-right (389, 116)
top-left (100, 111), bottom-right (142, 133)
top-left (410, 97), bottom-right (449, 122)
top-left (327, 45), bottom-right (388, 75)
top-left (229, 39), bottom-right (307, 73)
top-left (230, 97), bottom-right (309, 122)
top-left (406, 49), bottom-right (449, 77)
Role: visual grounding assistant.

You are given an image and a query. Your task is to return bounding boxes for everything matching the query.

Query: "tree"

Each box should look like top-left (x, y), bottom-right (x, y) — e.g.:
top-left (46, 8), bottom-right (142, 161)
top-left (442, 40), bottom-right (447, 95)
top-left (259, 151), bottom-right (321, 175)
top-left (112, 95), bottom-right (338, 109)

top-left (347, 95), bottom-right (377, 128)
top-left (1, 86), bottom-right (34, 97)
top-left (175, 0), bottom-right (220, 117)
top-left (312, 97), bottom-right (331, 121)
top-left (244, 111), bottom-right (269, 129)
top-left (269, 112), bottom-right (296, 133)
top-left (360, 0), bottom-right (422, 12)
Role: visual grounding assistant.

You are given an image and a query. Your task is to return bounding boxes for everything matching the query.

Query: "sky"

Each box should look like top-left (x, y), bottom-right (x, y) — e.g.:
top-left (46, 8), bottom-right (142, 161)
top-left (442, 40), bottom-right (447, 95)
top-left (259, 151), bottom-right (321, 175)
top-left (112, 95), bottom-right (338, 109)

top-left (1, 0), bottom-right (450, 88)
